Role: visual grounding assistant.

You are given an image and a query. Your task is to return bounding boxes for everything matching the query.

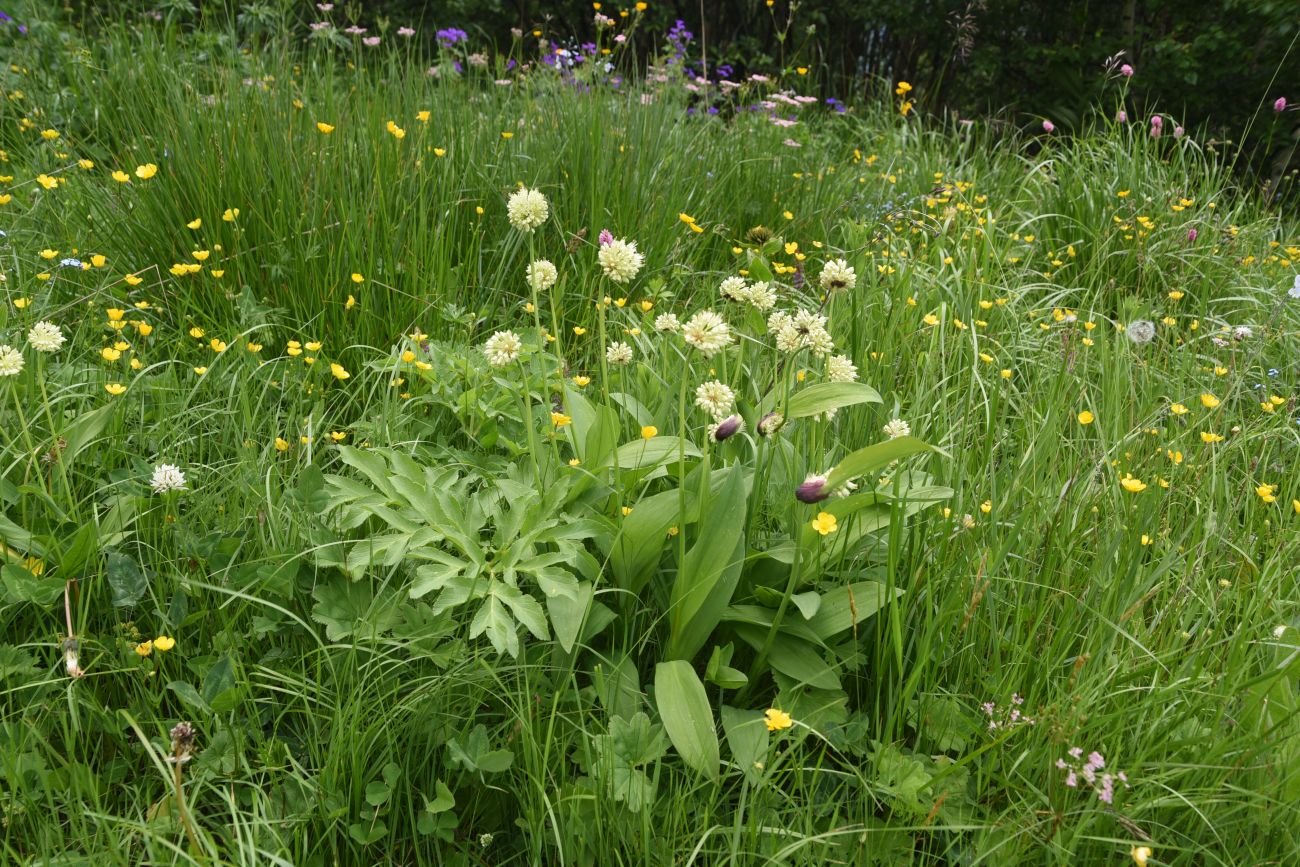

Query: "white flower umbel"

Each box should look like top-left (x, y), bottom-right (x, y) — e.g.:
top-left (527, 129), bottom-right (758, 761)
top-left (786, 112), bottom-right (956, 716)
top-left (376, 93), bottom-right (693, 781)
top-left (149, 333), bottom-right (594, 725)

top-left (506, 187), bottom-right (549, 232)
top-left (719, 276), bottom-right (748, 301)
top-left (526, 259), bottom-right (558, 292)
top-left (827, 354), bottom-right (858, 383)
top-left (27, 321), bottom-right (66, 353)
top-left (654, 313), bottom-right (681, 332)
top-left (482, 330), bottom-right (523, 367)
top-left (150, 463), bottom-right (187, 494)
top-left (745, 281), bottom-right (777, 311)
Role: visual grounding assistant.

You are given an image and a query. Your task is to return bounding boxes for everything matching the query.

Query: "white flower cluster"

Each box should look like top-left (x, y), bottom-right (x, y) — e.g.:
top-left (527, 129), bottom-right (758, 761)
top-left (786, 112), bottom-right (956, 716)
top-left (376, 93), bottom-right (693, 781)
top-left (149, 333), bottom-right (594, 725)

top-left (768, 309), bottom-right (834, 355)
top-left (598, 238), bottom-right (645, 283)
top-left (482, 330), bottom-right (523, 366)
top-left (719, 276), bottom-right (777, 311)
top-left (654, 313), bottom-right (681, 332)
top-left (882, 418), bottom-right (911, 439)
top-left (818, 258), bottom-right (857, 292)
top-left (0, 345), bottom-right (23, 376)
top-left (526, 259), bottom-right (558, 292)
top-left (150, 463), bottom-right (188, 494)
top-left (827, 354), bottom-right (858, 383)
top-left (682, 310), bottom-right (734, 357)
top-left (506, 187), bottom-right (549, 232)
top-left (605, 341), bottom-right (634, 365)
top-left (694, 379), bottom-right (735, 419)
top-left (27, 321), bottom-right (66, 353)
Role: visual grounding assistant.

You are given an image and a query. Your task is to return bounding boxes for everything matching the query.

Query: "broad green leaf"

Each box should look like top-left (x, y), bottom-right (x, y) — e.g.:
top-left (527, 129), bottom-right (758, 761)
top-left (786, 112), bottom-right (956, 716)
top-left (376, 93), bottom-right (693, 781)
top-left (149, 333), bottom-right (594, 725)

top-left (610, 486), bottom-right (698, 592)
top-left (106, 551), bottom-right (147, 609)
top-left (720, 706), bottom-right (769, 783)
top-left (2, 564), bottom-right (64, 606)
top-left (805, 581), bottom-right (901, 641)
top-left (59, 522), bottom-right (100, 578)
top-left (61, 404), bottom-right (117, 464)
top-left (167, 680), bottom-right (211, 714)
top-left (825, 436), bottom-right (933, 490)
top-left (545, 581), bottom-right (592, 653)
top-left (668, 466), bottom-right (749, 661)
top-left (654, 661), bottom-right (719, 780)
top-left (786, 382), bottom-right (882, 420)
top-left (603, 436), bottom-right (701, 471)
top-left (735, 624), bottom-right (840, 690)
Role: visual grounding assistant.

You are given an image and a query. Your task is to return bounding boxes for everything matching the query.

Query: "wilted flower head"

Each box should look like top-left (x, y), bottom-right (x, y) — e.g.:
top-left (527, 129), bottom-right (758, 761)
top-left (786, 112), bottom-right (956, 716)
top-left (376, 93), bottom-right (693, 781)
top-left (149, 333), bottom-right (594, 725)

top-left (694, 379), bottom-right (735, 419)
top-left (708, 414), bottom-right (745, 442)
top-left (483, 330), bottom-right (523, 366)
top-left (526, 259), bottom-right (558, 292)
top-left (758, 411), bottom-right (785, 437)
top-left (818, 258), bottom-right (857, 292)
top-left (0, 344), bottom-right (23, 376)
top-left (27, 321), bottom-right (65, 353)
top-left (682, 310), bottom-right (733, 357)
top-left (506, 187), bottom-right (549, 232)
top-left (605, 341), bottom-right (634, 365)
top-left (1233, 325), bottom-right (1253, 341)
top-left (63, 637), bottom-right (83, 678)
top-left (1126, 319), bottom-right (1156, 344)
top-left (169, 721), bottom-right (198, 764)
top-left (598, 238), bottom-right (645, 283)
top-left (150, 464), bottom-right (187, 494)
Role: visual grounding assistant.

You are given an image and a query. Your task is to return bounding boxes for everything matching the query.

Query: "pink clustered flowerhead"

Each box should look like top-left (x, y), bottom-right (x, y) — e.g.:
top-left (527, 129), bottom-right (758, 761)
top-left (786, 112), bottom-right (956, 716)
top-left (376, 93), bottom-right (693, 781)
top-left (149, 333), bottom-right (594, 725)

top-left (1275, 97), bottom-right (1288, 112)
top-left (598, 229), bottom-right (614, 246)
top-left (1149, 115), bottom-right (1162, 137)
top-left (1120, 63), bottom-right (1134, 77)
top-left (1187, 228), bottom-right (1198, 243)
top-left (1115, 109), bottom-right (1128, 122)
top-left (1042, 119), bottom-right (1055, 133)
top-left (981, 693), bottom-right (1036, 732)
top-left (1058, 747), bottom-right (1130, 805)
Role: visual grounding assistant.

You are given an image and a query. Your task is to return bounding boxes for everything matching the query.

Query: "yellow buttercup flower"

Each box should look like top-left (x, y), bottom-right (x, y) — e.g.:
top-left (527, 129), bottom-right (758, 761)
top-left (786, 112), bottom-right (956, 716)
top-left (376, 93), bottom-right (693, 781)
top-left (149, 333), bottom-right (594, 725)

top-left (1199, 393), bottom-right (1220, 409)
top-left (223, 208), bottom-right (240, 221)
top-left (572, 375), bottom-right (590, 387)
top-left (100, 347), bottom-right (122, 362)
top-left (1256, 483), bottom-right (1278, 504)
top-left (187, 218), bottom-right (202, 229)
top-left (104, 383), bottom-right (127, 395)
top-left (1200, 431), bottom-right (1224, 443)
top-left (641, 425), bottom-right (657, 440)
top-left (811, 512), bottom-right (838, 535)
top-left (1077, 410), bottom-right (1094, 425)
top-left (764, 708), bottom-right (793, 731)
top-left (111, 170), bottom-right (131, 183)
top-left (330, 363), bottom-right (350, 380)
top-left (134, 163), bottom-right (158, 179)
top-left (134, 640), bottom-right (153, 657)
top-left (1119, 474), bottom-right (1147, 493)
top-left (551, 412), bottom-right (572, 427)
top-left (274, 437), bottom-right (290, 451)
top-left (124, 274), bottom-right (143, 286)
top-left (154, 635), bottom-right (175, 652)
top-left (316, 122), bottom-right (335, 134)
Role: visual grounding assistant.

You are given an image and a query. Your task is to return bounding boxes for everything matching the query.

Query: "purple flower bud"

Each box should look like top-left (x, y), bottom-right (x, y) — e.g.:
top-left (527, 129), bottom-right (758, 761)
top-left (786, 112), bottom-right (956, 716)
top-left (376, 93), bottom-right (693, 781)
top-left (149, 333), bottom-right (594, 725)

top-left (1275, 97), bottom-right (1288, 112)
top-left (598, 229), bottom-right (614, 246)
top-left (796, 473), bottom-right (830, 503)
top-left (1187, 228), bottom-right (1197, 243)
top-left (710, 414), bottom-right (744, 442)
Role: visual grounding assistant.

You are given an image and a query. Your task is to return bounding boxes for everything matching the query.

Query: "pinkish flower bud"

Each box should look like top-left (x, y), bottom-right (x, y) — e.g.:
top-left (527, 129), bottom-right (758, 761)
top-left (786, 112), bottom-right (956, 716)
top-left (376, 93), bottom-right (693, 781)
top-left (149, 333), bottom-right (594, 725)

top-left (1187, 228), bottom-right (1198, 243)
top-left (598, 229), bottom-right (614, 246)
top-left (1275, 97), bottom-right (1288, 112)
top-left (1173, 125), bottom-right (1184, 138)
top-left (1120, 64), bottom-right (1134, 77)
top-left (1115, 110), bottom-right (1128, 122)
top-left (1042, 119), bottom-right (1055, 133)
top-left (1150, 114), bottom-right (1162, 128)
top-left (796, 473), bottom-right (830, 504)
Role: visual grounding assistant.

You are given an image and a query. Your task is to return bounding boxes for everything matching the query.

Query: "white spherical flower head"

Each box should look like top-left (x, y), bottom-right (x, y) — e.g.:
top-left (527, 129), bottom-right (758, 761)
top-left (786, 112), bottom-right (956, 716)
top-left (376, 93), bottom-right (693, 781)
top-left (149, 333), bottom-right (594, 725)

top-left (482, 330), bottom-right (523, 367)
top-left (682, 309), bottom-right (733, 357)
top-left (819, 258), bottom-right (857, 292)
top-left (0, 344), bottom-right (23, 377)
top-left (1126, 319), bottom-right (1156, 344)
top-left (526, 259), bottom-right (558, 292)
top-left (598, 238), bottom-right (645, 284)
top-left (27, 321), bottom-right (66, 353)
top-left (719, 276), bottom-right (748, 301)
top-left (150, 463), bottom-right (188, 494)
top-left (654, 313), bottom-right (681, 332)
top-left (693, 379), bottom-right (735, 419)
top-left (506, 187), bottom-right (549, 232)
top-left (882, 418), bottom-right (911, 439)
top-left (745, 281), bottom-right (777, 311)
top-left (775, 309), bottom-right (833, 355)
top-left (605, 341), bottom-right (634, 365)
top-left (827, 354), bottom-right (858, 383)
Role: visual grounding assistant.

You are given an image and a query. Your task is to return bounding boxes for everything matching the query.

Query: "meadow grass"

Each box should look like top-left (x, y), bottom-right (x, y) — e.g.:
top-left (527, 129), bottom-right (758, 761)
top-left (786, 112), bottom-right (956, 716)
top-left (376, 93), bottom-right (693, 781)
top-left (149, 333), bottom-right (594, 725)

top-left (1, 6), bottom-right (1299, 866)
